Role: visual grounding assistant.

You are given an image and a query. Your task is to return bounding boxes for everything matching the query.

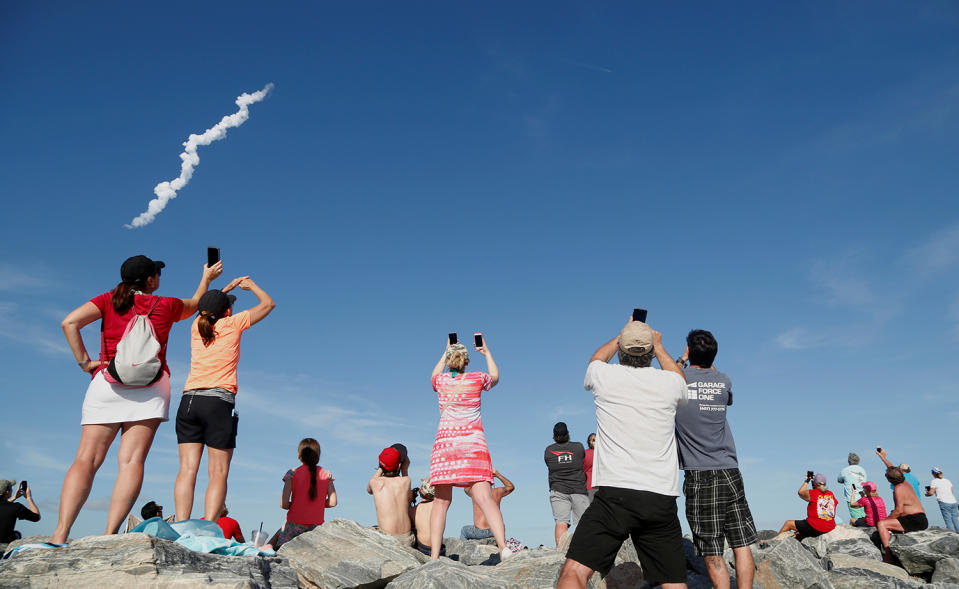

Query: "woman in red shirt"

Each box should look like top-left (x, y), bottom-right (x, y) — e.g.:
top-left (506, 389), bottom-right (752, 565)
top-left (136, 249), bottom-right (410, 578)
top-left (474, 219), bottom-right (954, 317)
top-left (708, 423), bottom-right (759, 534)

top-left (51, 255), bottom-right (220, 545)
top-left (583, 433), bottom-right (596, 501)
top-left (271, 438), bottom-right (337, 549)
top-left (775, 473), bottom-right (838, 540)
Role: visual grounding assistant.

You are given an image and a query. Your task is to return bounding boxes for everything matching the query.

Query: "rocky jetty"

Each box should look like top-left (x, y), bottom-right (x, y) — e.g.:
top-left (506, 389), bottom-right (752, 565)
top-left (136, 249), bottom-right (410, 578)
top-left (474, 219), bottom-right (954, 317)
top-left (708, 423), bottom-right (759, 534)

top-left (2, 520), bottom-right (959, 588)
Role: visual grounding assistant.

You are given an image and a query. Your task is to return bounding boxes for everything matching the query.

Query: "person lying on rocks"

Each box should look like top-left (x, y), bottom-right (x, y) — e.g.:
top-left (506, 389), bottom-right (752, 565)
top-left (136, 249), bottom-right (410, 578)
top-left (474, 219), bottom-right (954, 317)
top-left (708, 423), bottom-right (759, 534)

top-left (461, 467), bottom-right (514, 540)
top-left (849, 481), bottom-right (886, 528)
top-left (411, 478), bottom-right (445, 556)
top-left (774, 473), bottom-right (837, 540)
top-left (878, 466), bottom-right (927, 563)
top-left (367, 447), bottom-right (414, 547)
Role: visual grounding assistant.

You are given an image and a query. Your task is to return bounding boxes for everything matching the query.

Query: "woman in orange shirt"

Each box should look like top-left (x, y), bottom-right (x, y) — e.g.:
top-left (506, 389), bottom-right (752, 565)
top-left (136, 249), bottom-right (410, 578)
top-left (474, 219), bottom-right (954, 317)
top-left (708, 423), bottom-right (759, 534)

top-left (173, 276), bottom-right (275, 523)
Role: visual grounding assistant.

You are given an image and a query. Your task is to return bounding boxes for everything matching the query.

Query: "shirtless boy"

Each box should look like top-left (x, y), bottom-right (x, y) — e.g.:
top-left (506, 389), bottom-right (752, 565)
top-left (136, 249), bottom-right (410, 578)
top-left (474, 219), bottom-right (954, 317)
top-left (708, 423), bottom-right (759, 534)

top-left (412, 478), bottom-right (445, 556)
top-left (461, 467), bottom-right (515, 540)
top-left (367, 447), bottom-right (415, 546)
top-left (877, 466), bottom-right (928, 563)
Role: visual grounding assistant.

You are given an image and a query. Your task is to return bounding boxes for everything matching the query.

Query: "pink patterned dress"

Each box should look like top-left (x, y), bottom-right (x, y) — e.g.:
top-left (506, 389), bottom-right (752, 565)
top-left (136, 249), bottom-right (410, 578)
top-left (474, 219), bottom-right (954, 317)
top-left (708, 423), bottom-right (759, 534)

top-left (429, 372), bottom-right (494, 486)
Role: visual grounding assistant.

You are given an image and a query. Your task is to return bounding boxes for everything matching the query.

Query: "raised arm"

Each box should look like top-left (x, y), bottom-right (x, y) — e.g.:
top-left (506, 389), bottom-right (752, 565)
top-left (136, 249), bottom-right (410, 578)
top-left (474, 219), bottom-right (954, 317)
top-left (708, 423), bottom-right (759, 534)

top-left (232, 277), bottom-right (275, 326)
top-left (432, 338), bottom-right (451, 379)
top-left (479, 341), bottom-right (499, 387)
top-left (180, 262), bottom-right (223, 320)
top-left (590, 336), bottom-right (620, 364)
top-left (798, 479), bottom-right (811, 502)
top-left (876, 447), bottom-right (894, 469)
top-left (493, 467), bottom-right (515, 496)
top-left (62, 302), bottom-right (104, 374)
top-left (651, 329), bottom-right (683, 377)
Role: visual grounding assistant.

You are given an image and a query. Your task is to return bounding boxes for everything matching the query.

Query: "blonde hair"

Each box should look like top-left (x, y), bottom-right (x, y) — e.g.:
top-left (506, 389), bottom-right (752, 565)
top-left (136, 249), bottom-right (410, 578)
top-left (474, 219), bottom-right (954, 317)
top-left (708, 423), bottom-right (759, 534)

top-left (445, 344), bottom-right (469, 372)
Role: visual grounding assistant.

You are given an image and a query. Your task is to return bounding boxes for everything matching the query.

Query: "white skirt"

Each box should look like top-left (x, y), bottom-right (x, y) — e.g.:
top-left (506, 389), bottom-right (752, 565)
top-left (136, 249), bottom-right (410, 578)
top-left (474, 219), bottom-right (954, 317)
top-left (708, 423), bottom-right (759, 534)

top-left (81, 371), bottom-right (171, 425)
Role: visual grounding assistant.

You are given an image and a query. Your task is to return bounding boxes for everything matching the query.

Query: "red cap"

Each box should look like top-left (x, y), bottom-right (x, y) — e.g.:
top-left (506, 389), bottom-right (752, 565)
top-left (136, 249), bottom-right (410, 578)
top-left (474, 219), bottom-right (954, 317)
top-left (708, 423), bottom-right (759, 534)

top-left (379, 447), bottom-right (401, 472)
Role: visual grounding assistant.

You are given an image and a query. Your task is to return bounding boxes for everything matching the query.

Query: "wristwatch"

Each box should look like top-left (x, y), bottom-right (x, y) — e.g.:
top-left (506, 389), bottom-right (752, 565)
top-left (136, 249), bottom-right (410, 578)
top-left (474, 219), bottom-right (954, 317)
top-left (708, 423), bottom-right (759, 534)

top-left (675, 357), bottom-right (688, 368)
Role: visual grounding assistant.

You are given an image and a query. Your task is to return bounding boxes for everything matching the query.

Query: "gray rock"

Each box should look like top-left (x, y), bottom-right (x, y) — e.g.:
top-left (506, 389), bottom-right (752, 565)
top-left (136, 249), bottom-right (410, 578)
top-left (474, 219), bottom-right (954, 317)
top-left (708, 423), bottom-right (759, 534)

top-left (386, 558), bottom-right (509, 589)
top-left (753, 537), bottom-right (833, 589)
top-left (888, 529), bottom-right (959, 576)
top-left (826, 568), bottom-right (923, 589)
top-left (0, 532), bottom-right (297, 588)
top-left (442, 537), bottom-right (500, 566)
top-left (603, 561), bottom-right (644, 589)
top-left (824, 553), bottom-right (914, 582)
top-left (487, 549), bottom-right (605, 589)
top-left (801, 526), bottom-right (882, 561)
top-left (278, 519), bottom-right (426, 588)
top-left (931, 557), bottom-right (959, 584)
top-left (757, 529), bottom-right (779, 541)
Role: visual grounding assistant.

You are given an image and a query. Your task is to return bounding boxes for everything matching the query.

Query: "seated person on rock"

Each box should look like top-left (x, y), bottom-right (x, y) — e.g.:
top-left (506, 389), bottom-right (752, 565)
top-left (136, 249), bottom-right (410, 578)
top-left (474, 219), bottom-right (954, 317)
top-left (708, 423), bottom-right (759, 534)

top-left (461, 467), bottom-right (515, 540)
top-left (775, 473), bottom-right (837, 540)
top-left (0, 480), bottom-right (40, 543)
top-left (141, 500), bottom-right (164, 521)
top-left (849, 481), bottom-right (887, 528)
top-left (412, 478), bottom-right (445, 556)
top-left (216, 505), bottom-right (245, 542)
top-left (367, 447), bottom-right (415, 547)
top-left (877, 466), bottom-right (927, 563)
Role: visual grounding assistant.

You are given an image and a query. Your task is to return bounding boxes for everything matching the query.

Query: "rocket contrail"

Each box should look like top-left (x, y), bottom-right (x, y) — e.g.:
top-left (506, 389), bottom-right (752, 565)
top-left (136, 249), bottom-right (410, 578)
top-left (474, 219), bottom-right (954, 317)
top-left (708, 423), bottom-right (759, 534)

top-left (126, 83), bottom-right (274, 228)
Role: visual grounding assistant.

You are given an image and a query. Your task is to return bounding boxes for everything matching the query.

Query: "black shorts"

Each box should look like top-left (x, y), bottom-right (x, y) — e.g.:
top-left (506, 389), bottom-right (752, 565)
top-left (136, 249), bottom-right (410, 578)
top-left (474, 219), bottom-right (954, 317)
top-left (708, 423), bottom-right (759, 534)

top-left (794, 519), bottom-right (825, 539)
top-left (565, 486), bottom-right (686, 585)
top-left (683, 469), bottom-right (758, 556)
top-left (175, 393), bottom-right (237, 449)
top-left (898, 513), bottom-right (928, 533)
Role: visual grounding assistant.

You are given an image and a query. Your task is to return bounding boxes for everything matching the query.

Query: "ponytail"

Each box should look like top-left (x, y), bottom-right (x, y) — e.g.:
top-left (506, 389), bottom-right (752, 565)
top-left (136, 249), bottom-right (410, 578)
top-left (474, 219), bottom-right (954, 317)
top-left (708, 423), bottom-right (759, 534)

top-left (197, 311), bottom-right (219, 346)
top-left (111, 280), bottom-right (147, 314)
top-left (297, 438), bottom-right (321, 501)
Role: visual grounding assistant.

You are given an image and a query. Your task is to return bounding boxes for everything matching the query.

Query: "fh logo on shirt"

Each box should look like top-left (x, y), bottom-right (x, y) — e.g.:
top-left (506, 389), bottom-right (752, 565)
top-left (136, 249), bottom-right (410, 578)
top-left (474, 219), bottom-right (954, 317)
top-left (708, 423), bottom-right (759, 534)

top-left (550, 450), bottom-right (574, 464)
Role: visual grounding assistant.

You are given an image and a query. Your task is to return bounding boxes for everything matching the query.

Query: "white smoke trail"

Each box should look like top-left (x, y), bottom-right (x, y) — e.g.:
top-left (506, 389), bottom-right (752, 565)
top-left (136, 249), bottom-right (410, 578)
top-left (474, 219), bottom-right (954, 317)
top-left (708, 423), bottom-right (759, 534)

top-left (126, 83), bottom-right (274, 228)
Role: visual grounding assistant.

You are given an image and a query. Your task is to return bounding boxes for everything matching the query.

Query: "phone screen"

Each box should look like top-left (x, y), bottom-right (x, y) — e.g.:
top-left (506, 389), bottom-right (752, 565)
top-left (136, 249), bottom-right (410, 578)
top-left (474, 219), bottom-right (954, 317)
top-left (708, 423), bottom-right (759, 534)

top-left (18, 481), bottom-right (26, 493)
top-left (448, 332), bottom-right (458, 345)
top-left (207, 247), bottom-right (220, 267)
top-left (474, 333), bottom-right (484, 348)
top-left (632, 308), bottom-right (648, 322)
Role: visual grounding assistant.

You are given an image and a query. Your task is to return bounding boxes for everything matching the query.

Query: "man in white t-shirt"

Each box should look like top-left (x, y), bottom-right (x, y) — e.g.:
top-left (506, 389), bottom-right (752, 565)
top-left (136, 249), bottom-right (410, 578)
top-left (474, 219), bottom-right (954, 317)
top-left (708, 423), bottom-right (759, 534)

top-left (557, 319), bottom-right (688, 589)
top-left (926, 468), bottom-right (958, 533)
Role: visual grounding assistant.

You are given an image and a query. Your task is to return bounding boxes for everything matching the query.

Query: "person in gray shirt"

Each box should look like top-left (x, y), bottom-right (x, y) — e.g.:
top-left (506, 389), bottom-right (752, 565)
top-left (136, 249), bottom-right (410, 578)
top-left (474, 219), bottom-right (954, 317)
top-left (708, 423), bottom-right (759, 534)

top-left (674, 330), bottom-right (757, 589)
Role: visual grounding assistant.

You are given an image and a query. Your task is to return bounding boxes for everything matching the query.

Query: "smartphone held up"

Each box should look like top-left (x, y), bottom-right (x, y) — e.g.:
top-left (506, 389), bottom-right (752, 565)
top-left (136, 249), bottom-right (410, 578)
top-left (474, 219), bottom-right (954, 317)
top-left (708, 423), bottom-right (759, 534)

top-left (207, 247), bottom-right (220, 268)
top-left (632, 308), bottom-right (648, 323)
top-left (473, 333), bottom-right (484, 349)
top-left (448, 333), bottom-right (458, 345)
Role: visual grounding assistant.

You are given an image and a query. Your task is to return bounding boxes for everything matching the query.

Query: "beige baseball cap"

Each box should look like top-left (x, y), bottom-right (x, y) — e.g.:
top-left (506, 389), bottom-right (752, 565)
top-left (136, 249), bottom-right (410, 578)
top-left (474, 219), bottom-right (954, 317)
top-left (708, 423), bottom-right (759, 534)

top-left (619, 322), bottom-right (654, 356)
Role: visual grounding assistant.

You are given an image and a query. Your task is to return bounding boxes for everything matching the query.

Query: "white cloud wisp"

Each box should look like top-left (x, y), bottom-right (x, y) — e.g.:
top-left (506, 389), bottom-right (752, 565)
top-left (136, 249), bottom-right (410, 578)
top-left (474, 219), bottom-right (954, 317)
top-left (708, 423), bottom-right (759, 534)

top-left (126, 83), bottom-right (274, 228)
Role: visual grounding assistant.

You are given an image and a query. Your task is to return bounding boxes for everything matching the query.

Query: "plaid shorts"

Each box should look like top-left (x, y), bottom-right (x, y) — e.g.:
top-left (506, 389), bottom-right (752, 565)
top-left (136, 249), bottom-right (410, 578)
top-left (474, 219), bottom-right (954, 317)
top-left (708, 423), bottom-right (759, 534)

top-left (683, 468), bottom-right (758, 556)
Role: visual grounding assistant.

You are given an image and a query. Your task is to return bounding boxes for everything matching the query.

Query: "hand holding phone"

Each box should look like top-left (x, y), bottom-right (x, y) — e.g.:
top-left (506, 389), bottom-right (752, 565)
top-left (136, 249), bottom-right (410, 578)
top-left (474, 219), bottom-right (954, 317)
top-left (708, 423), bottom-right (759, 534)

top-left (806, 470), bottom-right (814, 481)
top-left (632, 308), bottom-right (648, 323)
top-left (448, 333), bottom-right (458, 346)
top-left (473, 333), bottom-right (484, 349)
top-left (207, 247), bottom-right (220, 268)
top-left (17, 481), bottom-right (26, 497)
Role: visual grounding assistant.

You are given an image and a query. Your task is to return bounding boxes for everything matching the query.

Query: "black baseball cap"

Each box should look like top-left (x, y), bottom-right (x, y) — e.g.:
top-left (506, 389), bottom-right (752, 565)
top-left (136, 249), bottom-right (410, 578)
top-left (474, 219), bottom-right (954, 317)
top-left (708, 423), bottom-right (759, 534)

top-left (553, 422), bottom-right (569, 437)
top-left (198, 290), bottom-right (236, 316)
top-left (121, 255), bottom-right (165, 283)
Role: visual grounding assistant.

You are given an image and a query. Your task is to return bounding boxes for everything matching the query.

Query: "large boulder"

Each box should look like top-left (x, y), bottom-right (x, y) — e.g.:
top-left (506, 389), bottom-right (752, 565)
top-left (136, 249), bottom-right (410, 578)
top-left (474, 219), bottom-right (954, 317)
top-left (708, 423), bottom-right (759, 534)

top-left (442, 538), bottom-right (500, 566)
top-left (386, 558), bottom-right (509, 589)
top-left (825, 569), bottom-right (922, 589)
top-left (888, 528), bottom-right (959, 576)
top-left (931, 556), bottom-right (959, 584)
top-left (0, 532), bottom-right (297, 588)
top-left (278, 519), bottom-right (426, 588)
top-left (801, 526), bottom-right (882, 561)
top-left (487, 549), bottom-right (605, 588)
top-left (753, 537), bottom-right (833, 589)
top-left (823, 553), bottom-right (914, 582)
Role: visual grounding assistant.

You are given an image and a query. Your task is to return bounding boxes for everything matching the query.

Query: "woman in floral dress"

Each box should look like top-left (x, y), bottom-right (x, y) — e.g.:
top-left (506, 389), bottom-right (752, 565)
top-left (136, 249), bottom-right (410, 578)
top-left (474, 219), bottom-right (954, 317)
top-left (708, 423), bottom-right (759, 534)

top-left (428, 337), bottom-right (508, 560)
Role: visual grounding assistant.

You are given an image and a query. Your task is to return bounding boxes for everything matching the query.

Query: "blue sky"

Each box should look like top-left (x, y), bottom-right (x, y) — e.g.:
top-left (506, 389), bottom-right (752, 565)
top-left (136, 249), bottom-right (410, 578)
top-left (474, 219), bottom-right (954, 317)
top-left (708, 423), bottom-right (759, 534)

top-left (2, 2), bottom-right (959, 547)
